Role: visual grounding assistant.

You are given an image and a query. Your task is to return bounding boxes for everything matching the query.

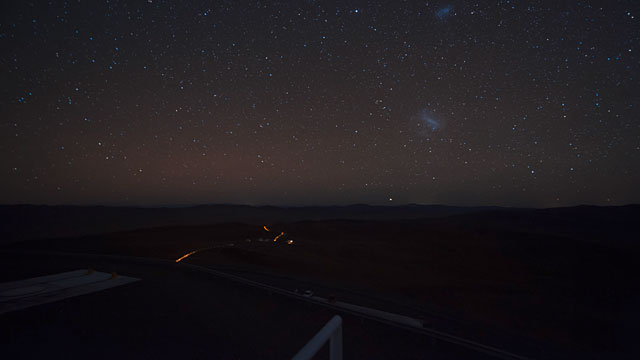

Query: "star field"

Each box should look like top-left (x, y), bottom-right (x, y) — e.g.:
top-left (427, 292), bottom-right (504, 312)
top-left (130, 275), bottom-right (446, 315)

top-left (1, 1), bottom-right (639, 206)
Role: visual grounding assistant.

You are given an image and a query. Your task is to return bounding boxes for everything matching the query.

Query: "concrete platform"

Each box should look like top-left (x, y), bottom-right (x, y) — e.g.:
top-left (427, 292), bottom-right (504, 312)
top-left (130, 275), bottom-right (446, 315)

top-left (0, 269), bottom-right (140, 314)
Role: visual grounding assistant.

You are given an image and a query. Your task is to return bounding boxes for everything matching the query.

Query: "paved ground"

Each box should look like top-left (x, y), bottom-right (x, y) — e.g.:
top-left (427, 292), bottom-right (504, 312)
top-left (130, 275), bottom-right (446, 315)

top-left (194, 263), bottom-right (543, 354)
top-left (0, 251), bottom-right (498, 359)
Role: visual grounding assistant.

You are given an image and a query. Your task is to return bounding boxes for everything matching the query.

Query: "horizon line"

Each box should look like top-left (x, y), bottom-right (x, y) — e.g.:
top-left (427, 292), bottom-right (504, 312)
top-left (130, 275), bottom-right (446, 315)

top-left (1, 202), bottom-right (637, 210)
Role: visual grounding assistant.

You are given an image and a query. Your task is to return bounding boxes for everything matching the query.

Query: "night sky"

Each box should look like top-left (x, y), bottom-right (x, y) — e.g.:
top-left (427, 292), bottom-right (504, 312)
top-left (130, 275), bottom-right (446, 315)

top-left (1, 1), bottom-right (638, 207)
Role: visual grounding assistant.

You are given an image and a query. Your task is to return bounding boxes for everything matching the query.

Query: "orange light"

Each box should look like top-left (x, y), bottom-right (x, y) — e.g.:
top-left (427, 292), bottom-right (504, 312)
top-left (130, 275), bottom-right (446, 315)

top-left (273, 231), bottom-right (284, 242)
top-left (287, 240), bottom-right (294, 245)
top-left (263, 226), bottom-right (270, 232)
top-left (175, 249), bottom-right (200, 263)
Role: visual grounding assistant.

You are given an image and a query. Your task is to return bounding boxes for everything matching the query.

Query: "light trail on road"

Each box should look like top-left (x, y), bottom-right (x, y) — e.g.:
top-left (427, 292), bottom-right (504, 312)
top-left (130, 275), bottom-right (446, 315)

top-left (175, 249), bottom-right (202, 263)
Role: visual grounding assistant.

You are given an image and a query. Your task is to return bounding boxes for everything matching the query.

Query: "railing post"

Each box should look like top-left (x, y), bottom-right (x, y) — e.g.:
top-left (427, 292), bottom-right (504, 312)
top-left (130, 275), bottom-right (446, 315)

top-left (329, 319), bottom-right (343, 360)
top-left (292, 315), bottom-right (343, 360)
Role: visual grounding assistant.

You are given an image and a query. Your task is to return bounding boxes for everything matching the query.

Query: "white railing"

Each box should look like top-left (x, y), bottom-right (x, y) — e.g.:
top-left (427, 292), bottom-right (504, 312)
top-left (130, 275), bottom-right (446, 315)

top-left (292, 315), bottom-right (343, 360)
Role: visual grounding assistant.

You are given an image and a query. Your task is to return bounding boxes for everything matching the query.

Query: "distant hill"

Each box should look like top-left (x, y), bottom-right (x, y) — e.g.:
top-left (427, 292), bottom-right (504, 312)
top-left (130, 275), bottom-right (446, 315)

top-left (2, 203), bottom-right (638, 246)
top-left (0, 203), bottom-right (498, 243)
top-left (430, 204), bottom-right (640, 248)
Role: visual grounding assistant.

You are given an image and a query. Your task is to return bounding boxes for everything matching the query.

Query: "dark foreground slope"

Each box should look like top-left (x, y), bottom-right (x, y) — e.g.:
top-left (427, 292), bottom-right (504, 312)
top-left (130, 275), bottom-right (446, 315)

top-left (3, 205), bottom-right (639, 358)
top-left (1, 251), bottom-right (493, 360)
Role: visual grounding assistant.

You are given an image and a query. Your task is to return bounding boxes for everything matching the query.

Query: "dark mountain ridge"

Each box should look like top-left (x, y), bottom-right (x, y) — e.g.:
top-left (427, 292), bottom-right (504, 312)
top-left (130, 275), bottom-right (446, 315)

top-left (2, 203), bottom-right (638, 246)
top-left (0, 203), bottom-right (499, 243)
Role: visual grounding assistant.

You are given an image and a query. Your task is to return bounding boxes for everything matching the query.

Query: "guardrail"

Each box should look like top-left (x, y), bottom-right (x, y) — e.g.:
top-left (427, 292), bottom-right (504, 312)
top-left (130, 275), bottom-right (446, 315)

top-left (292, 315), bottom-right (343, 360)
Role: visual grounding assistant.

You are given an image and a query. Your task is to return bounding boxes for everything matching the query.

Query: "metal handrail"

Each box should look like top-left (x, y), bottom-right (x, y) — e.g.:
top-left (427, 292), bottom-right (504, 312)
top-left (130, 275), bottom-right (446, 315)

top-left (292, 315), bottom-right (343, 360)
